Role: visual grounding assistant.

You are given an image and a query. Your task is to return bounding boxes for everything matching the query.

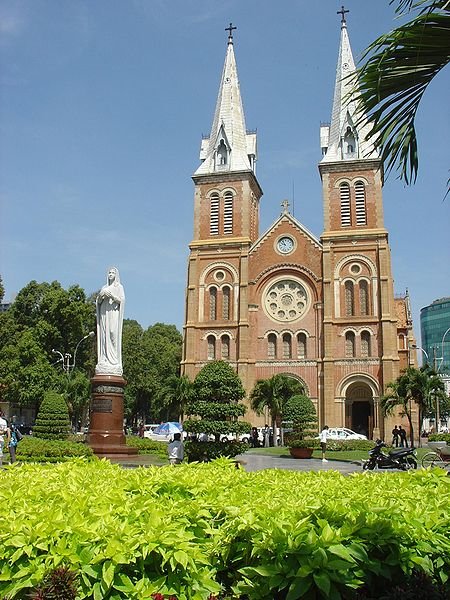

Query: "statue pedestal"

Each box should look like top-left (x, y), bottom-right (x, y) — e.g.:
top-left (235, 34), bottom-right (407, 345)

top-left (88, 374), bottom-right (137, 458)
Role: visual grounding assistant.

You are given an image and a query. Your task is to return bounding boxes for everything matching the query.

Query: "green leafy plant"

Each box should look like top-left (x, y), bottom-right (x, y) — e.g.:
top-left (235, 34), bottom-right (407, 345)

top-left (33, 390), bottom-right (71, 440)
top-left (125, 435), bottom-right (168, 459)
top-left (16, 436), bottom-right (94, 462)
top-left (428, 433), bottom-right (450, 443)
top-left (283, 394), bottom-right (318, 448)
top-left (185, 440), bottom-right (248, 462)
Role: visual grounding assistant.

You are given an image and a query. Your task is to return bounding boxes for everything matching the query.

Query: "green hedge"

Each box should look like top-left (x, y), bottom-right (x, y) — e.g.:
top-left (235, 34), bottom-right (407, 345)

top-left (125, 436), bottom-right (168, 460)
top-left (1, 461), bottom-right (449, 599)
top-left (15, 436), bottom-right (94, 463)
top-left (33, 391), bottom-right (71, 440)
top-left (428, 433), bottom-right (450, 443)
top-left (185, 440), bottom-right (249, 462)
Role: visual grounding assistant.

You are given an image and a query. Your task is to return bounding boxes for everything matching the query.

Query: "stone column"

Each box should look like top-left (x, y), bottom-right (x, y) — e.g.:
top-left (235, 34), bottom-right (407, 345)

top-left (88, 374), bottom-right (137, 458)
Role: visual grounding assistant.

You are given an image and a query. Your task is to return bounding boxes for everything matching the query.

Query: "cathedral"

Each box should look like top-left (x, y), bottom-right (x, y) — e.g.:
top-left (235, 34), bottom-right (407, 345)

top-left (181, 16), bottom-right (416, 440)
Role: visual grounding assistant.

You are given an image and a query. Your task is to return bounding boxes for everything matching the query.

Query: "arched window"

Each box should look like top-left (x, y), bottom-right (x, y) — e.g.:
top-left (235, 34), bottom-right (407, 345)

top-left (344, 126), bottom-right (356, 158)
top-left (297, 332), bottom-right (307, 359)
top-left (354, 181), bottom-right (367, 225)
top-left (209, 287), bottom-right (217, 321)
top-left (282, 333), bottom-right (292, 359)
top-left (222, 286), bottom-right (230, 320)
top-left (359, 280), bottom-right (369, 316)
top-left (268, 334), bottom-right (277, 359)
top-left (217, 139), bottom-right (228, 165)
top-left (361, 331), bottom-right (371, 357)
top-left (398, 334), bottom-right (406, 350)
top-left (340, 182), bottom-right (351, 227)
top-left (345, 331), bottom-right (355, 358)
top-left (223, 191), bottom-right (233, 235)
top-left (210, 194), bottom-right (219, 235)
top-left (207, 335), bottom-right (216, 360)
top-left (221, 334), bottom-right (230, 360)
top-left (345, 281), bottom-right (354, 316)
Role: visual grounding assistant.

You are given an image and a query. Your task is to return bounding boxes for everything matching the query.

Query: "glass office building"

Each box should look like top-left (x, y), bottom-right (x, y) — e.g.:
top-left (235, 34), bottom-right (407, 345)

top-left (420, 297), bottom-right (450, 374)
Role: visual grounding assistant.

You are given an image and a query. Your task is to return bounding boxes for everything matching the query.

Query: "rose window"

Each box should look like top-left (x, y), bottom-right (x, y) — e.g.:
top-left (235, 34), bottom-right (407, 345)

top-left (263, 279), bottom-right (308, 322)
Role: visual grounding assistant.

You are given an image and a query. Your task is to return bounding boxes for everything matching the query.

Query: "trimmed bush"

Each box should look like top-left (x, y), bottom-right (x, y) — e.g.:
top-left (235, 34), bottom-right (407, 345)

top-left (428, 433), bottom-right (450, 444)
top-left (125, 436), bottom-right (168, 460)
top-left (33, 391), bottom-right (71, 440)
top-left (16, 436), bottom-right (94, 462)
top-left (185, 440), bottom-right (248, 462)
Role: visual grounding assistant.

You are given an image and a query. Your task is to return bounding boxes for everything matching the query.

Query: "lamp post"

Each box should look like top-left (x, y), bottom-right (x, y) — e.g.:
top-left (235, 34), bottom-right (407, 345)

top-left (52, 331), bottom-right (95, 376)
top-left (437, 326), bottom-right (450, 373)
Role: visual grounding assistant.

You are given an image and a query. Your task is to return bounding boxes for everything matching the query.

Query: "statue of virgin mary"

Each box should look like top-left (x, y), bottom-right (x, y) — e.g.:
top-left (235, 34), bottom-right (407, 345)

top-left (95, 267), bottom-right (125, 376)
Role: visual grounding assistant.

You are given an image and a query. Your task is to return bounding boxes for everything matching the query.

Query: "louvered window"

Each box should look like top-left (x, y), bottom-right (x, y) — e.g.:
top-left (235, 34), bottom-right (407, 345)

top-left (221, 335), bottom-right (230, 359)
top-left (297, 333), bottom-right (307, 359)
top-left (207, 336), bottom-right (216, 360)
top-left (268, 334), bottom-right (277, 359)
top-left (345, 281), bottom-right (355, 316)
top-left (222, 286), bottom-right (230, 320)
top-left (361, 331), bottom-right (371, 357)
top-left (345, 332), bottom-right (355, 358)
top-left (210, 194), bottom-right (219, 235)
top-left (282, 333), bottom-right (292, 359)
top-left (223, 192), bottom-right (233, 235)
top-left (209, 287), bottom-right (217, 321)
top-left (355, 181), bottom-right (367, 225)
top-left (340, 183), bottom-right (351, 227)
top-left (359, 280), bottom-right (369, 315)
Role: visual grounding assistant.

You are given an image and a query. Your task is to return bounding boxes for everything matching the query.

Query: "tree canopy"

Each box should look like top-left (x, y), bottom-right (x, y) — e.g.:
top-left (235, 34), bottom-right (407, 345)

top-left (356, 0), bottom-right (450, 185)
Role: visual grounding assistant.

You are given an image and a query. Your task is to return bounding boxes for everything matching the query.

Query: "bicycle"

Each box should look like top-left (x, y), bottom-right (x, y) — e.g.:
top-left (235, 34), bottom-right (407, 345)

top-left (421, 448), bottom-right (450, 471)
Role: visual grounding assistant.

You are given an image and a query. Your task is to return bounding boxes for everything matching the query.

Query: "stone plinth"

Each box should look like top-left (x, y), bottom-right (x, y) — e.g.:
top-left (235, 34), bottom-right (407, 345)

top-left (88, 374), bottom-right (137, 458)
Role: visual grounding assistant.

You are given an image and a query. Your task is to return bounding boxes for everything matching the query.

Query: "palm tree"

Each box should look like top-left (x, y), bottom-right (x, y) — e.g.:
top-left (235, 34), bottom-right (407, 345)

top-left (381, 366), bottom-right (445, 445)
top-left (157, 374), bottom-right (193, 422)
top-left (355, 0), bottom-right (450, 185)
top-left (249, 374), bottom-right (304, 446)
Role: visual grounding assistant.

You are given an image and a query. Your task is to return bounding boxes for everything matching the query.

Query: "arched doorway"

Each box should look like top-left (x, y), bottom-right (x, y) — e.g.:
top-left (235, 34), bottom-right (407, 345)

top-left (344, 383), bottom-right (374, 439)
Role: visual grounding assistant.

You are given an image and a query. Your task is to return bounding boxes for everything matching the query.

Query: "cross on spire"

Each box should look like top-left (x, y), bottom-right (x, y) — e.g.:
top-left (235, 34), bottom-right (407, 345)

top-left (337, 6), bottom-right (349, 24)
top-left (225, 22), bottom-right (237, 44)
top-left (281, 199), bottom-right (290, 215)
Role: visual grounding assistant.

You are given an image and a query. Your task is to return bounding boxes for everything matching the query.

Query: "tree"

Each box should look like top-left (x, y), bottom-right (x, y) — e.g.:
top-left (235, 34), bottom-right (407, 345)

top-left (382, 365), bottom-right (445, 445)
top-left (250, 374), bottom-right (305, 446)
top-left (33, 390), bottom-right (71, 440)
top-left (355, 0), bottom-right (450, 185)
top-left (283, 395), bottom-right (318, 450)
top-left (184, 361), bottom-right (250, 460)
top-left (156, 374), bottom-right (194, 422)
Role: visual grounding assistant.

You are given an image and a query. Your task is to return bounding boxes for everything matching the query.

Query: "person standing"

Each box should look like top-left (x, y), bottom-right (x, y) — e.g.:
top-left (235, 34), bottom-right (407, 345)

top-left (7, 423), bottom-right (21, 464)
top-left (167, 432), bottom-right (184, 465)
top-left (0, 412), bottom-right (7, 466)
top-left (399, 426), bottom-right (408, 448)
top-left (392, 425), bottom-right (400, 447)
top-left (319, 425), bottom-right (329, 463)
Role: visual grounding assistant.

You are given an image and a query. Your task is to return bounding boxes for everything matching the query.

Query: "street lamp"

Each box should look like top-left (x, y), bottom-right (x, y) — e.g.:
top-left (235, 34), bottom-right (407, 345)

top-left (437, 326), bottom-right (450, 373)
top-left (410, 344), bottom-right (429, 365)
top-left (52, 331), bottom-right (95, 375)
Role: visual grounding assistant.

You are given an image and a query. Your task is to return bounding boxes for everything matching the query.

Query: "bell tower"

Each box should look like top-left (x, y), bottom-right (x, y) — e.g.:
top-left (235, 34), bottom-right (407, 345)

top-left (318, 9), bottom-right (399, 439)
top-left (182, 25), bottom-right (263, 382)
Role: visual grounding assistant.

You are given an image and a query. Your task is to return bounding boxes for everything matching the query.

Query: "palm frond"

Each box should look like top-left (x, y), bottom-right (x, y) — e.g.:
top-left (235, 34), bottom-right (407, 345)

top-left (355, 8), bottom-right (450, 184)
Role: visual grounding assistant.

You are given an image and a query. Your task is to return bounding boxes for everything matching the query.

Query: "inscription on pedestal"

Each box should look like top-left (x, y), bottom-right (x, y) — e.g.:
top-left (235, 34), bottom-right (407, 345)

top-left (93, 385), bottom-right (123, 394)
top-left (92, 398), bottom-right (113, 413)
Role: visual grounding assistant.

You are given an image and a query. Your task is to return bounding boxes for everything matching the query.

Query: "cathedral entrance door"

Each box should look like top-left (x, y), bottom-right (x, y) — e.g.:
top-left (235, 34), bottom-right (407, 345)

top-left (344, 383), bottom-right (374, 439)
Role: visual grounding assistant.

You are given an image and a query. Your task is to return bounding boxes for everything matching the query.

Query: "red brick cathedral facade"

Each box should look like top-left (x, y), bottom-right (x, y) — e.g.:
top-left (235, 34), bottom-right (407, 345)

top-left (181, 20), bottom-right (416, 440)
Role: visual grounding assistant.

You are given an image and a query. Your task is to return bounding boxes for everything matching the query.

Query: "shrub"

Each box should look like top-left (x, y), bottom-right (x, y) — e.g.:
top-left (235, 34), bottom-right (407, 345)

top-left (326, 439), bottom-right (376, 451)
top-left (185, 440), bottom-right (249, 462)
top-left (125, 436), bottom-right (168, 459)
top-left (16, 436), bottom-right (94, 462)
top-left (33, 391), bottom-right (71, 440)
top-left (32, 565), bottom-right (78, 600)
top-left (283, 394), bottom-right (317, 447)
top-left (428, 433), bottom-right (450, 443)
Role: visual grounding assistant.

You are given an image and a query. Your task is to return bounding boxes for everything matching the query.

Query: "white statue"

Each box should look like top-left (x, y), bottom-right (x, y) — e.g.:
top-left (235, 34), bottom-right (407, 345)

top-left (95, 267), bottom-right (125, 376)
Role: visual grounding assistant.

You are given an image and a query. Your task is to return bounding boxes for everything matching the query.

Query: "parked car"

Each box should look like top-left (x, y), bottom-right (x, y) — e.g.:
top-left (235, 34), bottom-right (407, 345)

top-left (318, 427), bottom-right (367, 441)
top-left (143, 424), bottom-right (172, 442)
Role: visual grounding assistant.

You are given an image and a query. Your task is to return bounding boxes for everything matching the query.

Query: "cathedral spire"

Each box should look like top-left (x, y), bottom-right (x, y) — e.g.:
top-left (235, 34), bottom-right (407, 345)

top-left (320, 10), bottom-right (377, 163)
top-left (195, 25), bottom-right (257, 176)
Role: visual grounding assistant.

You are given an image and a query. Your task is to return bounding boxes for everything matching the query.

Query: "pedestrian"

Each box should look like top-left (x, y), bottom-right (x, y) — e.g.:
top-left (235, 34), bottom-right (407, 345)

top-left (7, 423), bottom-right (22, 464)
top-left (263, 424), bottom-right (270, 448)
top-left (0, 412), bottom-right (7, 466)
top-left (251, 427), bottom-right (259, 448)
top-left (138, 422), bottom-right (145, 438)
top-left (319, 425), bottom-right (329, 463)
top-left (392, 425), bottom-right (400, 447)
top-left (167, 432), bottom-right (184, 465)
top-left (399, 425), bottom-right (408, 448)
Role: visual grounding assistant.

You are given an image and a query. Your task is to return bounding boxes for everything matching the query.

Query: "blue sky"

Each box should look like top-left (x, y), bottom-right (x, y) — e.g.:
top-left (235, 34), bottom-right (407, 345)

top-left (1, 0), bottom-right (449, 344)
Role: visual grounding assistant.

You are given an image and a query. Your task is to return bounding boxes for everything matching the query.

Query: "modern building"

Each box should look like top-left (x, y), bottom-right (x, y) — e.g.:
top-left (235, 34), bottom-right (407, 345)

top-left (420, 298), bottom-right (450, 399)
top-left (181, 16), bottom-right (417, 440)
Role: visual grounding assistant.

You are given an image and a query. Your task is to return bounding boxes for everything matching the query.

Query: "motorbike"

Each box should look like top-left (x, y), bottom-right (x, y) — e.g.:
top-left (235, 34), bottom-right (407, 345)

top-left (363, 439), bottom-right (417, 471)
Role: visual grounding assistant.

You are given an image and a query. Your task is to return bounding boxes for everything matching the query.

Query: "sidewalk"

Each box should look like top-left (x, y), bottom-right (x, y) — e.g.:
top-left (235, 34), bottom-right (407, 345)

top-left (236, 452), bottom-right (362, 474)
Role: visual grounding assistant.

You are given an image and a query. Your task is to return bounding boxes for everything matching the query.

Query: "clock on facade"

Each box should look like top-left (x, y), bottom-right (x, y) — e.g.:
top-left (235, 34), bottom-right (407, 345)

top-left (277, 236), bottom-right (294, 254)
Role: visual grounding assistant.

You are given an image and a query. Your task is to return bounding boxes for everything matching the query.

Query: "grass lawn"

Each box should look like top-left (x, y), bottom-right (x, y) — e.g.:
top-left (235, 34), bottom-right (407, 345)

top-left (246, 446), bottom-right (430, 463)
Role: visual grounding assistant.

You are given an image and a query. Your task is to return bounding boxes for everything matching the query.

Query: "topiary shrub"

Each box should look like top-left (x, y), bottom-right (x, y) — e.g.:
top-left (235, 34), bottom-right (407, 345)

top-left (33, 391), bottom-right (71, 440)
top-left (16, 436), bottom-right (94, 462)
top-left (283, 394), bottom-right (318, 448)
top-left (185, 440), bottom-right (248, 462)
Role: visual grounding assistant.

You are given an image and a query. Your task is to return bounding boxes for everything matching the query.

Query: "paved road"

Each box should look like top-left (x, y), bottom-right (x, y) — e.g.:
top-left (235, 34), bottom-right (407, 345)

top-left (236, 452), bottom-right (363, 474)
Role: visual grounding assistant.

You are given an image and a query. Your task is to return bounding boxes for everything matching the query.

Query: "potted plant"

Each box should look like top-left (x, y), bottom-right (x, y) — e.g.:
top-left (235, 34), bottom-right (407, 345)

top-left (283, 394), bottom-right (318, 458)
